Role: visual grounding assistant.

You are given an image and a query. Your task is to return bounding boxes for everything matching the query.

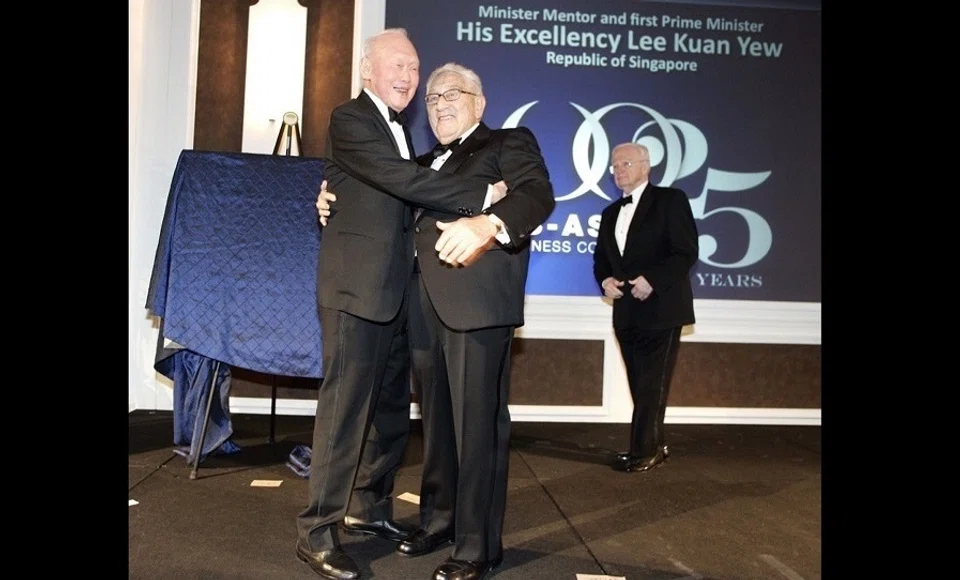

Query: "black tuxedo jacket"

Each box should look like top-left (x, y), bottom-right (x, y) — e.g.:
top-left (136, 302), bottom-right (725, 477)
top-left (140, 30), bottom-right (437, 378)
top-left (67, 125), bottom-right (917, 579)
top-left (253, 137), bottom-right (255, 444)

top-left (318, 91), bottom-right (494, 322)
top-left (593, 184), bottom-right (699, 330)
top-left (413, 123), bottom-right (555, 331)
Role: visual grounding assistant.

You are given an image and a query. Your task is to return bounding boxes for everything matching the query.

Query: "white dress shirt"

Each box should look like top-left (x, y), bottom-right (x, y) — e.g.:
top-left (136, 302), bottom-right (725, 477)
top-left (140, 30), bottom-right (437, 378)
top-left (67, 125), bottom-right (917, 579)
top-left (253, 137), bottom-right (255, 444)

top-left (363, 88), bottom-right (411, 159)
top-left (430, 124), bottom-right (478, 170)
top-left (615, 182), bottom-right (648, 255)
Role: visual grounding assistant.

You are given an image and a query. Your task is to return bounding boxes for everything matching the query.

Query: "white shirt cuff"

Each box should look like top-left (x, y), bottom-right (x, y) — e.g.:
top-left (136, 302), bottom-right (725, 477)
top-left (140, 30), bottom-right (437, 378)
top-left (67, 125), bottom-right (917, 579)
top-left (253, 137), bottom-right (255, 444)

top-left (483, 186), bottom-right (512, 244)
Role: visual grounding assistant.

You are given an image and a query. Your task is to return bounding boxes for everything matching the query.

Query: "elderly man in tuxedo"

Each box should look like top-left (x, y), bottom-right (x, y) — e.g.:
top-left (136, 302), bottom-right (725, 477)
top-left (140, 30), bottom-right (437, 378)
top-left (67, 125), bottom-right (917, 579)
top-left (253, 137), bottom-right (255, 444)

top-left (592, 142), bottom-right (699, 474)
top-left (317, 62), bottom-right (555, 580)
top-left (295, 29), bottom-right (509, 580)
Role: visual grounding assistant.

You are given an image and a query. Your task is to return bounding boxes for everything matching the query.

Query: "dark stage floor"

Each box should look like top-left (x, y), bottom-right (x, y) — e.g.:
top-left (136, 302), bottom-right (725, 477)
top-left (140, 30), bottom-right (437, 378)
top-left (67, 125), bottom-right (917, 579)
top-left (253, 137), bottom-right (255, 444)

top-left (128, 411), bottom-right (821, 580)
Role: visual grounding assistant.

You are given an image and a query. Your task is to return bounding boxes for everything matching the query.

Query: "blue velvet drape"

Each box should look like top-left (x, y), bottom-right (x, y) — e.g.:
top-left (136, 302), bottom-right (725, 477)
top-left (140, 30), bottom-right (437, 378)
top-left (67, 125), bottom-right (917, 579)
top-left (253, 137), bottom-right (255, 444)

top-left (145, 150), bottom-right (326, 463)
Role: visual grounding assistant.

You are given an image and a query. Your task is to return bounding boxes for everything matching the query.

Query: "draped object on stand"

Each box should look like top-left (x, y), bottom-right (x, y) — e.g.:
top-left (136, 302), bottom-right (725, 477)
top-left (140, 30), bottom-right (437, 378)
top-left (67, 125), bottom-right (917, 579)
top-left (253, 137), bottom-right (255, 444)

top-left (145, 150), bottom-right (326, 463)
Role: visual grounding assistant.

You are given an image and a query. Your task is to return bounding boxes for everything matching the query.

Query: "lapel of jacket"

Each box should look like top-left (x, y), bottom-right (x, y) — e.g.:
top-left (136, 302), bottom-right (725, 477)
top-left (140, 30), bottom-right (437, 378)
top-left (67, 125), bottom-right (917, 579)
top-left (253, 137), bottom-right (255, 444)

top-left (624, 183), bottom-right (656, 249)
top-left (357, 90), bottom-right (404, 156)
top-left (603, 202), bottom-right (621, 243)
top-left (404, 127), bottom-right (416, 159)
top-left (437, 123), bottom-right (491, 174)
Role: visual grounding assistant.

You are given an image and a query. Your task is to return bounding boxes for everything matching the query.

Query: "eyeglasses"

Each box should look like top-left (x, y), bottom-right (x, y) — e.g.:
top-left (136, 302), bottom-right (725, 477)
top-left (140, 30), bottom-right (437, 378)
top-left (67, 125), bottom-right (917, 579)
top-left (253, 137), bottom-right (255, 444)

top-left (424, 88), bottom-right (479, 105)
top-left (609, 160), bottom-right (649, 174)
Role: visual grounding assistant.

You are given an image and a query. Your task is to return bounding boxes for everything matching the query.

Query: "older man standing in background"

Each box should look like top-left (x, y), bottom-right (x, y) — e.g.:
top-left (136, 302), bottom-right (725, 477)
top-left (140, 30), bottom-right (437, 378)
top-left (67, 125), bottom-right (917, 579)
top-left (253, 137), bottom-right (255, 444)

top-left (592, 142), bottom-right (699, 474)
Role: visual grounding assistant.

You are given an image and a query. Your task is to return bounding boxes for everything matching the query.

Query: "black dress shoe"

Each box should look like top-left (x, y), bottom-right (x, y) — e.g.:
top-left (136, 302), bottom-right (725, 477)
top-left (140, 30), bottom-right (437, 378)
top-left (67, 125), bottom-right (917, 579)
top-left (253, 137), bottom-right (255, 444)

top-left (432, 555), bottom-right (503, 580)
top-left (396, 528), bottom-right (454, 557)
top-left (295, 540), bottom-right (360, 580)
top-left (615, 445), bottom-right (669, 465)
top-left (341, 516), bottom-right (414, 542)
top-left (614, 446), bottom-right (669, 473)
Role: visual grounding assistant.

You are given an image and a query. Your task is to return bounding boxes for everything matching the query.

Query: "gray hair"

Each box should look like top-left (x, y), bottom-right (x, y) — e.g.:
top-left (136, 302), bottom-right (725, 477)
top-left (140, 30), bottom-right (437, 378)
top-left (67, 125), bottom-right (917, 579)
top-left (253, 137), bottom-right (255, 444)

top-left (612, 142), bottom-right (649, 159)
top-left (426, 62), bottom-right (483, 95)
top-left (361, 28), bottom-right (410, 61)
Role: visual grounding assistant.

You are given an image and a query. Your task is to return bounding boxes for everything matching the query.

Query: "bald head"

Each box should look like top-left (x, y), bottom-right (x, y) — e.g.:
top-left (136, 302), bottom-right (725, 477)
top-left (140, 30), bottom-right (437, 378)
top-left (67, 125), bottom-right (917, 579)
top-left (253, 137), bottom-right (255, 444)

top-left (360, 28), bottom-right (420, 113)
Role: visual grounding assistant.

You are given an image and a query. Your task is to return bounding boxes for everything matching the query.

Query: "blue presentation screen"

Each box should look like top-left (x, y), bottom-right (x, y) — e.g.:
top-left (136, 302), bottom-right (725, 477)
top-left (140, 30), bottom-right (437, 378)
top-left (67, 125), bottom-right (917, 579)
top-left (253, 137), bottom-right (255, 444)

top-left (385, 0), bottom-right (821, 302)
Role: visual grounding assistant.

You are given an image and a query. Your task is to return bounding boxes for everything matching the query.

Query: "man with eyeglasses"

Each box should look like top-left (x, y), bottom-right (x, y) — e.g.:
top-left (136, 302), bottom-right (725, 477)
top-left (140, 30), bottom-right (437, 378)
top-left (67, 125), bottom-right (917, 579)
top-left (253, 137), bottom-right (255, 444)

top-left (296, 29), bottom-right (513, 580)
top-left (317, 61), bottom-right (555, 580)
top-left (592, 142), bottom-right (699, 474)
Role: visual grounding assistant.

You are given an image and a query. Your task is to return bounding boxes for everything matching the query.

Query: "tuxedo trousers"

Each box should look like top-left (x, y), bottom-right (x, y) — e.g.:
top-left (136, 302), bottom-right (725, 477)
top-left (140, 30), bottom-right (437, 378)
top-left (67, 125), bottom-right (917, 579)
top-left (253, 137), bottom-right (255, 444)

top-left (408, 271), bottom-right (514, 562)
top-left (614, 326), bottom-right (682, 457)
top-left (296, 304), bottom-right (411, 551)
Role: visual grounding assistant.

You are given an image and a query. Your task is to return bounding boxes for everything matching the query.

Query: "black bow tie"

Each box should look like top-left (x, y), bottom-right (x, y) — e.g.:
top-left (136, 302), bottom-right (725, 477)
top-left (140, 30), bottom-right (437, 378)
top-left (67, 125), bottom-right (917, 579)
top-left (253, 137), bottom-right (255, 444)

top-left (388, 108), bottom-right (408, 126)
top-left (431, 139), bottom-right (462, 158)
top-left (618, 195), bottom-right (633, 207)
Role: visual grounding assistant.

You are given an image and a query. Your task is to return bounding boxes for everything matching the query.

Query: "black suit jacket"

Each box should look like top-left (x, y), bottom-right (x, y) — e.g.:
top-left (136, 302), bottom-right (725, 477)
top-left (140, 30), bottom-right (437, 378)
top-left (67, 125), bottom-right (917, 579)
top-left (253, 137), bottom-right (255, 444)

top-left (592, 184), bottom-right (699, 330)
top-left (318, 91), bottom-right (494, 322)
top-left (414, 123), bottom-right (555, 331)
